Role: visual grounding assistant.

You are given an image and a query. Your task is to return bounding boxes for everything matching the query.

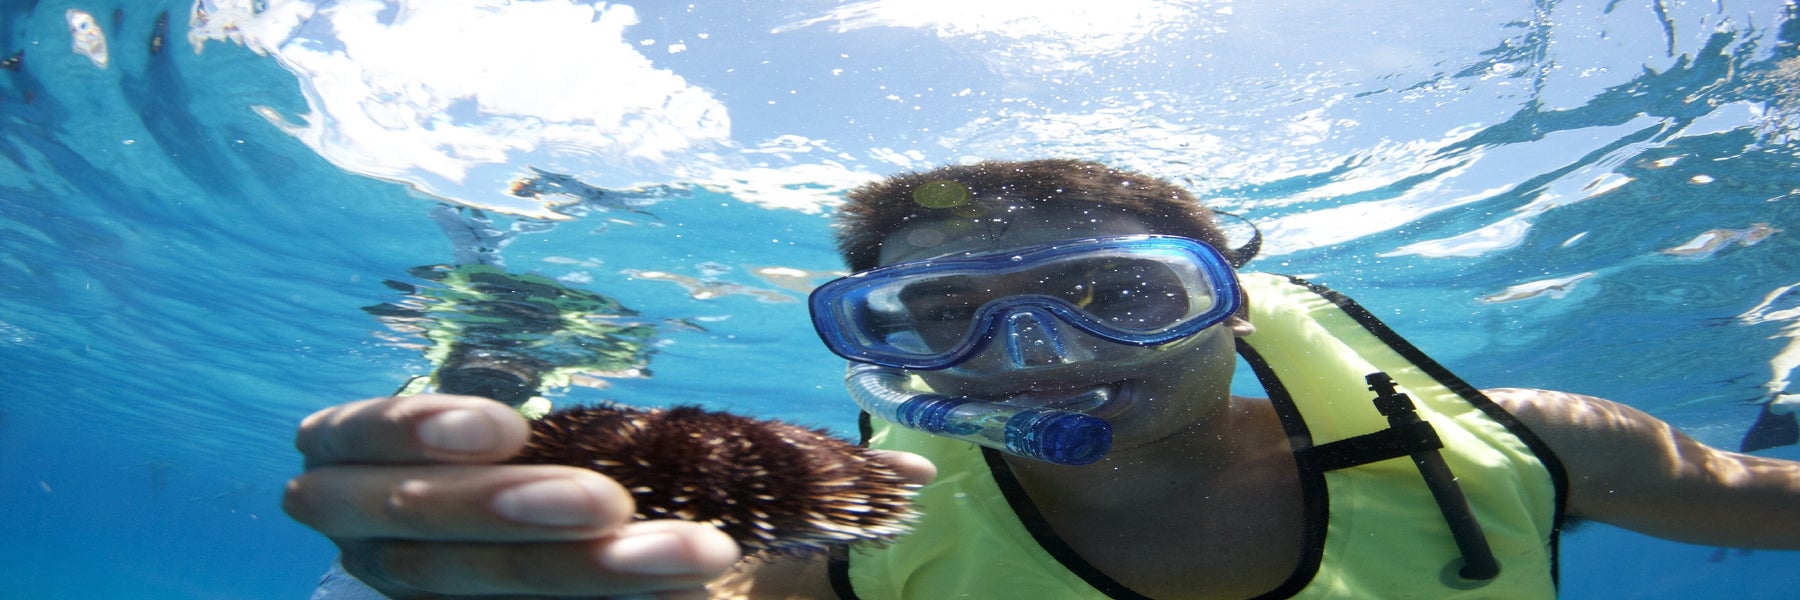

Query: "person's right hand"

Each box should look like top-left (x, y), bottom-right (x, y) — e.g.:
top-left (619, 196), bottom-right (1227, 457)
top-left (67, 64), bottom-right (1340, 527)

top-left (283, 394), bottom-right (742, 599)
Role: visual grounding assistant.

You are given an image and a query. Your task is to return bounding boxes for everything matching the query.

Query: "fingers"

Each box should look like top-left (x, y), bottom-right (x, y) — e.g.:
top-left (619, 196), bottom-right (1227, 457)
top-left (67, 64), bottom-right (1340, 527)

top-left (340, 520), bottom-right (741, 598)
top-left (297, 394), bottom-right (530, 467)
top-left (870, 450), bottom-right (937, 487)
top-left (285, 452), bottom-right (929, 544)
top-left (286, 464), bottom-right (637, 542)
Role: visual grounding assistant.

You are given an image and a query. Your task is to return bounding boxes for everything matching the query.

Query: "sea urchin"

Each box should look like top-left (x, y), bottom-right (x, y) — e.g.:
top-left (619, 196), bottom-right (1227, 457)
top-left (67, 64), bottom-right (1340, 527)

top-left (509, 403), bottom-right (918, 557)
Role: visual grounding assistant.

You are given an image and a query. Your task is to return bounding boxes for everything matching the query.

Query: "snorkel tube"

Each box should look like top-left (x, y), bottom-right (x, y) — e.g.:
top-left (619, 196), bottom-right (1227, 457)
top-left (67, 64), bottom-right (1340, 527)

top-left (845, 362), bottom-right (1112, 465)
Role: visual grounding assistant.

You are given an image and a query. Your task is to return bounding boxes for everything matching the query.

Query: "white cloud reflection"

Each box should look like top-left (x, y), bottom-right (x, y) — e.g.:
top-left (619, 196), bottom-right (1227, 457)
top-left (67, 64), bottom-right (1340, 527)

top-left (185, 0), bottom-right (1791, 251)
top-left (191, 0), bottom-right (731, 219)
top-left (777, 0), bottom-right (1224, 75)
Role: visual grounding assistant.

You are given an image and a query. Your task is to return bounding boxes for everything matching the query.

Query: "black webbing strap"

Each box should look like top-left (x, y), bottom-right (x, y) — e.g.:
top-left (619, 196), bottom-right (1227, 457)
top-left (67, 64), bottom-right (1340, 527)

top-left (1299, 419), bottom-right (1444, 473)
top-left (1355, 373), bottom-right (1501, 581)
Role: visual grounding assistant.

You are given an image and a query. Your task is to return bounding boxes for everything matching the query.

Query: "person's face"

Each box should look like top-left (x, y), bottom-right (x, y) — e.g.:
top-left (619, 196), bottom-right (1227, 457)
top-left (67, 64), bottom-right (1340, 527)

top-left (876, 202), bottom-right (1252, 454)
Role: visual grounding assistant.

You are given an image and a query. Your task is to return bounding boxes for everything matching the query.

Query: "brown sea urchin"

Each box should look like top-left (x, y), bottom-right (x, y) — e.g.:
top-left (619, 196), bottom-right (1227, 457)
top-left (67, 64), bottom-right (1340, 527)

top-left (509, 404), bottom-right (918, 557)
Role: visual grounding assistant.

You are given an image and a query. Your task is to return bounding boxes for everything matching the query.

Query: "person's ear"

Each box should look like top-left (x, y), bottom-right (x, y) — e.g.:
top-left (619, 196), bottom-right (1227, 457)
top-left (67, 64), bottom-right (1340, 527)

top-left (1226, 315), bottom-right (1255, 338)
top-left (1227, 287), bottom-right (1254, 338)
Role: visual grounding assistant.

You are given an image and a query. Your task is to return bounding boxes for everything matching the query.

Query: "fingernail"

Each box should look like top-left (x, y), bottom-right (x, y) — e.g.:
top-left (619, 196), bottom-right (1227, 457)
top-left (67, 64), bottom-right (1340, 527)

top-left (602, 533), bottom-right (708, 576)
top-left (493, 479), bottom-right (605, 527)
top-left (417, 409), bottom-right (499, 454)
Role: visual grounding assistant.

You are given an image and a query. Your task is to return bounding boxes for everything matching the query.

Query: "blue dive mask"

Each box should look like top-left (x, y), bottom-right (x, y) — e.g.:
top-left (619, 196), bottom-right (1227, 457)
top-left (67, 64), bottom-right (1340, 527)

top-left (810, 235), bottom-right (1242, 370)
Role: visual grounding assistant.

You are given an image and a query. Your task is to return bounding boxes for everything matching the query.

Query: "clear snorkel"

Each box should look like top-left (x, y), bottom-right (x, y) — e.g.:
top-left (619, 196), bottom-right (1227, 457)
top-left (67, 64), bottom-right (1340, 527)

top-left (844, 361), bottom-right (1114, 465)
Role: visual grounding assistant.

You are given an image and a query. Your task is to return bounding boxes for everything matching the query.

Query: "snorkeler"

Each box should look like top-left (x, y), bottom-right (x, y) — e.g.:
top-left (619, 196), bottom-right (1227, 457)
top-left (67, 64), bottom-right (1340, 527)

top-left (288, 159), bottom-right (1800, 599)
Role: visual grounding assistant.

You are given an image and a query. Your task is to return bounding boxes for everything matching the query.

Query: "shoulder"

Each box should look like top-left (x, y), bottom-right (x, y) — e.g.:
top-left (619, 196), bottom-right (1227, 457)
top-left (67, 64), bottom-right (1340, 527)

top-left (1478, 388), bottom-right (1675, 518)
top-left (1478, 387), bottom-right (1671, 473)
top-left (1479, 387), bottom-right (1689, 451)
top-left (1479, 388), bottom-right (1704, 459)
top-left (1480, 388), bottom-right (1741, 520)
top-left (1482, 387), bottom-right (1612, 418)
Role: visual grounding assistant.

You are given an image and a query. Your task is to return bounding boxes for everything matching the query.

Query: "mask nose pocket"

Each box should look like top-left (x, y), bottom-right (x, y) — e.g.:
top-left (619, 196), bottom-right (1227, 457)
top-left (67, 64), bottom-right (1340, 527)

top-left (1002, 309), bottom-right (1088, 368)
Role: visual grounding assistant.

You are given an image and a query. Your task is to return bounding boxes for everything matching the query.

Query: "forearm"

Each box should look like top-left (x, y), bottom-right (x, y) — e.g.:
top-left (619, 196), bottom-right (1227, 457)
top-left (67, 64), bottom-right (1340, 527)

top-left (1492, 388), bottom-right (1800, 549)
top-left (1578, 448), bottom-right (1800, 549)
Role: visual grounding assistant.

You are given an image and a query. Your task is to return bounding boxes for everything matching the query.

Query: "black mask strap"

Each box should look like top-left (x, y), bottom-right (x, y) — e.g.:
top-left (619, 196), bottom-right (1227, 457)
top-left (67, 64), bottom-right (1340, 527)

top-left (1213, 211), bottom-right (1262, 268)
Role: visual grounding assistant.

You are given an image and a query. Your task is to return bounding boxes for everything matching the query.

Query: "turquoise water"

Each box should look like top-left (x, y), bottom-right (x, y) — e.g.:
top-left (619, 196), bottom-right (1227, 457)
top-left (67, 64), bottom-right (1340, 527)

top-left (2, 0), bottom-right (1798, 597)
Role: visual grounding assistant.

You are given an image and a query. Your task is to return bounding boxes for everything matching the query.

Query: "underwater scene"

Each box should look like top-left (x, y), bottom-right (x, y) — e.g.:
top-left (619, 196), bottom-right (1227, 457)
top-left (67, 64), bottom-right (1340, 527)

top-left (2, 0), bottom-right (1798, 597)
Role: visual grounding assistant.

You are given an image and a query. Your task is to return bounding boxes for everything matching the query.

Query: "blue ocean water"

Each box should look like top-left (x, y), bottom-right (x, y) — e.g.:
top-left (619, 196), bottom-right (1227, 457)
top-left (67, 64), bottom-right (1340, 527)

top-left (1, 0), bottom-right (1797, 598)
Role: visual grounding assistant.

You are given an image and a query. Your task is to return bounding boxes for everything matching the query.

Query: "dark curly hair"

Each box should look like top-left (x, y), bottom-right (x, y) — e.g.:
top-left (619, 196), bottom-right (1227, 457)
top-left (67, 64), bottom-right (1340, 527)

top-left (833, 159), bottom-right (1235, 271)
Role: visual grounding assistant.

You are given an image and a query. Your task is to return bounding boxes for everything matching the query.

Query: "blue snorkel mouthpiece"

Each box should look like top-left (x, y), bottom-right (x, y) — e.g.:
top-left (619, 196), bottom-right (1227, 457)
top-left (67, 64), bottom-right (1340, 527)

top-left (844, 362), bottom-right (1113, 465)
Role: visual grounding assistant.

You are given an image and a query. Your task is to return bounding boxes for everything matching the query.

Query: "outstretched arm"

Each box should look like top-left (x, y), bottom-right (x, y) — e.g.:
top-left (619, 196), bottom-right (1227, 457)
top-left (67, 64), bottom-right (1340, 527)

top-left (1488, 388), bottom-right (1800, 548)
top-left (286, 393), bottom-right (930, 598)
top-left (285, 394), bottom-right (743, 598)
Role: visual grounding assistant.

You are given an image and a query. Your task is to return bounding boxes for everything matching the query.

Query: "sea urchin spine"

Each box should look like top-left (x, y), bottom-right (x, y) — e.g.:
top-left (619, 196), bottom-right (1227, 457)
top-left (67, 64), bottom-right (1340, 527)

top-left (509, 403), bottom-right (918, 557)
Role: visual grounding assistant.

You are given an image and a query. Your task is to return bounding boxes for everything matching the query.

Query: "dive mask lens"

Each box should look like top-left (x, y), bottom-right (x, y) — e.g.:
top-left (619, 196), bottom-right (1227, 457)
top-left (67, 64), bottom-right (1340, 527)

top-left (809, 235), bottom-right (1241, 370)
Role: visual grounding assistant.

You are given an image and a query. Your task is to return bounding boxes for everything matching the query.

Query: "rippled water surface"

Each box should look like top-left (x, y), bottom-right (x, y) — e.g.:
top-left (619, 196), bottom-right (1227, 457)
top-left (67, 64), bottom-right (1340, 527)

top-left (2, 1), bottom-right (1798, 597)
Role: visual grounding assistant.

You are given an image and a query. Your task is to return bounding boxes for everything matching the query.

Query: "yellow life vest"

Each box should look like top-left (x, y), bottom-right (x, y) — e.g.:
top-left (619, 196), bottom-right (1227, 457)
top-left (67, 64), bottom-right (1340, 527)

top-left (831, 273), bottom-right (1567, 599)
